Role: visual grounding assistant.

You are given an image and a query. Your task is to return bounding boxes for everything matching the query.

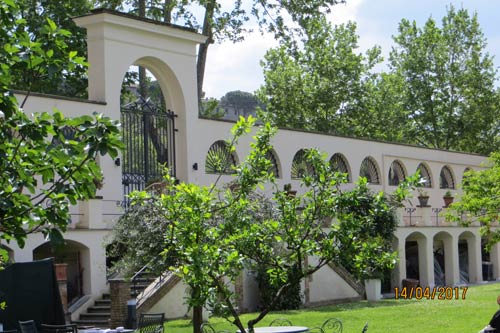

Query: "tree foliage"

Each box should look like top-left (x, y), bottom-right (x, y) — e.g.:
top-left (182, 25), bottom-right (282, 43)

top-left (124, 115), bottom-right (415, 333)
top-left (257, 16), bottom-right (382, 136)
top-left (446, 152), bottom-right (500, 249)
top-left (388, 5), bottom-right (500, 154)
top-left (258, 6), bottom-right (500, 155)
top-left (8, 0), bottom-right (91, 98)
top-left (0, 0), bottom-right (123, 263)
top-left (220, 90), bottom-right (261, 117)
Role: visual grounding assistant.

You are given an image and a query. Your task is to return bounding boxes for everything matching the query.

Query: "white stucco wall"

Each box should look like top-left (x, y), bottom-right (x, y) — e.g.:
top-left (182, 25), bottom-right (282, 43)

top-left (147, 280), bottom-right (190, 319)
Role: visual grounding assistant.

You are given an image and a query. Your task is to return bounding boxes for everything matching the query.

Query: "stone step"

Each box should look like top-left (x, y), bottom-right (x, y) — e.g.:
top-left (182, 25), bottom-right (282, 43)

top-left (87, 305), bottom-right (111, 313)
top-left (95, 299), bottom-right (111, 306)
top-left (80, 312), bottom-right (111, 320)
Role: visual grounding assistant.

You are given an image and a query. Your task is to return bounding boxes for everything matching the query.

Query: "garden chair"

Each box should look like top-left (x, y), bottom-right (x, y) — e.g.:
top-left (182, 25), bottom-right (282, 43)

top-left (41, 324), bottom-right (77, 333)
top-left (137, 313), bottom-right (165, 333)
top-left (269, 318), bottom-right (293, 326)
top-left (200, 323), bottom-right (232, 333)
top-left (309, 318), bottom-right (343, 333)
top-left (361, 322), bottom-right (368, 333)
top-left (18, 321), bottom-right (37, 333)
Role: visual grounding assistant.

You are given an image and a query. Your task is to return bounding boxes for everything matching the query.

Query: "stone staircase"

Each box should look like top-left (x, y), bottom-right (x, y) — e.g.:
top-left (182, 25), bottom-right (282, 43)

top-left (73, 293), bottom-right (111, 328)
top-left (72, 270), bottom-right (156, 328)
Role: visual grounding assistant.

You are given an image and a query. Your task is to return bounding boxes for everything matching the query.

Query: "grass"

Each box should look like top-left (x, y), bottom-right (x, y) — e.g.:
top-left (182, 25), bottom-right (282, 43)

top-left (165, 283), bottom-right (500, 333)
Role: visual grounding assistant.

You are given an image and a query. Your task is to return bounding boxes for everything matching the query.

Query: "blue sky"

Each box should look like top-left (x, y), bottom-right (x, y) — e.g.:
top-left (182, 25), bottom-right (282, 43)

top-left (203, 0), bottom-right (500, 99)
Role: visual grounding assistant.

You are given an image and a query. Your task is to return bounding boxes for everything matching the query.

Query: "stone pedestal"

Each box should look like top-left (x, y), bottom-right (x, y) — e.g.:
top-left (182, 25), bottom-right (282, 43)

top-left (110, 279), bottom-right (131, 328)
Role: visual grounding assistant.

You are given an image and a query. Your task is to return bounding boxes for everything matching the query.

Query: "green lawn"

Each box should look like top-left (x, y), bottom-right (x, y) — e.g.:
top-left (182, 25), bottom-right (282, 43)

top-left (165, 283), bottom-right (500, 333)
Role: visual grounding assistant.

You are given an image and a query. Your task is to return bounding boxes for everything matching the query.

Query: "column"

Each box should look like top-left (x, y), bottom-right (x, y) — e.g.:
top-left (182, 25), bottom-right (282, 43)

top-left (419, 236), bottom-right (435, 287)
top-left (444, 236), bottom-right (460, 286)
top-left (468, 235), bottom-right (483, 283)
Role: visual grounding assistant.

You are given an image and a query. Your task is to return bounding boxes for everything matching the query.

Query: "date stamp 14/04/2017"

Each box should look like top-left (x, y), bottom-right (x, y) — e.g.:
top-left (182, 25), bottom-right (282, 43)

top-left (394, 286), bottom-right (468, 300)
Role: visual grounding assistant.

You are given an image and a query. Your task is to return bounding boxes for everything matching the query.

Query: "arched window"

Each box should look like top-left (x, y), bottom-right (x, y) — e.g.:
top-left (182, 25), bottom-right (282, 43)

top-left (291, 149), bottom-right (315, 179)
top-left (266, 149), bottom-right (280, 178)
top-left (417, 163), bottom-right (432, 188)
top-left (388, 160), bottom-right (407, 186)
top-left (330, 153), bottom-right (351, 182)
top-left (205, 140), bottom-right (237, 174)
top-left (439, 166), bottom-right (455, 189)
top-left (360, 157), bottom-right (380, 184)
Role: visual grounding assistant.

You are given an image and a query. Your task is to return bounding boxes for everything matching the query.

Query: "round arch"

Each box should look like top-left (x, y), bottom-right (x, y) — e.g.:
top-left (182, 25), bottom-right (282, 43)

top-left (291, 149), bottom-right (315, 179)
top-left (330, 153), bottom-right (351, 182)
top-left (416, 162), bottom-right (433, 188)
top-left (359, 156), bottom-right (381, 185)
top-left (131, 56), bottom-right (186, 115)
top-left (404, 231), bottom-right (427, 282)
top-left (266, 149), bottom-right (281, 179)
top-left (439, 165), bottom-right (455, 189)
top-left (388, 159), bottom-right (407, 186)
top-left (205, 140), bottom-right (239, 174)
top-left (33, 240), bottom-right (91, 302)
top-left (433, 231), bottom-right (454, 286)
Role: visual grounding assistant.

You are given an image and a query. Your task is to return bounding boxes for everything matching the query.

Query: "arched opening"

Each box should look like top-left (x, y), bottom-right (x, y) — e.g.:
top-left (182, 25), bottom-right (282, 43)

top-left (458, 231), bottom-right (479, 283)
top-left (439, 165), bottom-right (455, 189)
top-left (329, 153), bottom-right (351, 182)
top-left (417, 162), bottom-right (433, 188)
top-left (33, 240), bottom-right (90, 304)
top-left (388, 160), bottom-right (407, 186)
top-left (291, 149), bottom-right (315, 179)
top-left (433, 231), bottom-right (453, 286)
top-left (266, 149), bottom-right (281, 179)
top-left (405, 232), bottom-right (427, 282)
top-left (120, 59), bottom-right (180, 206)
top-left (359, 157), bottom-right (380, 185)
top-left (205, 140), bottom-right (238, 174)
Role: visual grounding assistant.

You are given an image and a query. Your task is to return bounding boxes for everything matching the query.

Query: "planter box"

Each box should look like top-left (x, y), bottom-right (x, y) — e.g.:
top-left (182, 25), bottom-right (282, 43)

top-left (364, 278), bottom-right (381, 301)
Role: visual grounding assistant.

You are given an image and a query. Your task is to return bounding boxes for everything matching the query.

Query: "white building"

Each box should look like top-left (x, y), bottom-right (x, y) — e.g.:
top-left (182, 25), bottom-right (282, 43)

top-left (3, 9), bottom-right (497, 324)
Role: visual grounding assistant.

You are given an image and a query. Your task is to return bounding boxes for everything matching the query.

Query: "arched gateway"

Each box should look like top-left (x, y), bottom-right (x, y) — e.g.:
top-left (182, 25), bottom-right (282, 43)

top-left (74, 9), bottom-right (207, 203)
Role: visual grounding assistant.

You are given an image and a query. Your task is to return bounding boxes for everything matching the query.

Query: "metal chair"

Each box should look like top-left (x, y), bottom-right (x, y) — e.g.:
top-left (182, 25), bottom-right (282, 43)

top-left (309, 318), bottom-right (343, 333)
top-left (18, 321), bottom-right (38, 333)
top-left (269, 318), bottom-right (293, 326)
top-left (41, 324), bottom-right (78, 333)
top-left (361, 322), bottom-right (368, 333)
top-left (137, 313), bottom-right (165, 333)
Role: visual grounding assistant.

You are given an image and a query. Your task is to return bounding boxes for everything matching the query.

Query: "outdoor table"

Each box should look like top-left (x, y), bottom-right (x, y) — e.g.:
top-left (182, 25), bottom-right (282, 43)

top-left (238, 327), bottom-right (309, 333)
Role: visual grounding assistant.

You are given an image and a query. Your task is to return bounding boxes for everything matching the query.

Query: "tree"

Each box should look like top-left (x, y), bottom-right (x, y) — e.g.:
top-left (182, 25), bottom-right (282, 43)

top-left (220, 90), bottom-right (261, 117)
top-left (94, 0), bottom-right (346, 109)
top-left (446, 152), bottom-right (500, 249)
top-left (389, 5), bottom-right (500, 154)
top-left (0, 1), bottom-right (123, 263)
top-left (9, 0), bottom-right (91, 98)
top-left (257, 16), bottom-right (382, 136)
top-left (124, 116), bottom-right (415, 333)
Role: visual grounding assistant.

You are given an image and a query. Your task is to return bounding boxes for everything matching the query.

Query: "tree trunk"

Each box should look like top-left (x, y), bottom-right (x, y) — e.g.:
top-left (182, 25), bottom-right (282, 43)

top-left (192, 305), bottom-right (203, 333)
top-left (197, 0), bottom-right (215, 112)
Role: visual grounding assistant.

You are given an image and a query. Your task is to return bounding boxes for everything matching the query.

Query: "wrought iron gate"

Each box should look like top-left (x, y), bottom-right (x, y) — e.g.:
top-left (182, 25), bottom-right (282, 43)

top-left (121, 98), bottom-right (176, 206)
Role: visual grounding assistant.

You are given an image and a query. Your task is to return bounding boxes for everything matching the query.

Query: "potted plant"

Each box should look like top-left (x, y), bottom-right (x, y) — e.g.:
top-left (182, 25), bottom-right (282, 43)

top-left (443, 190), bottom-right (454, 208)
top-left (417, 189), bottom-right (429, 207)
top-left (283, 183), bottom-right (297, 197)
